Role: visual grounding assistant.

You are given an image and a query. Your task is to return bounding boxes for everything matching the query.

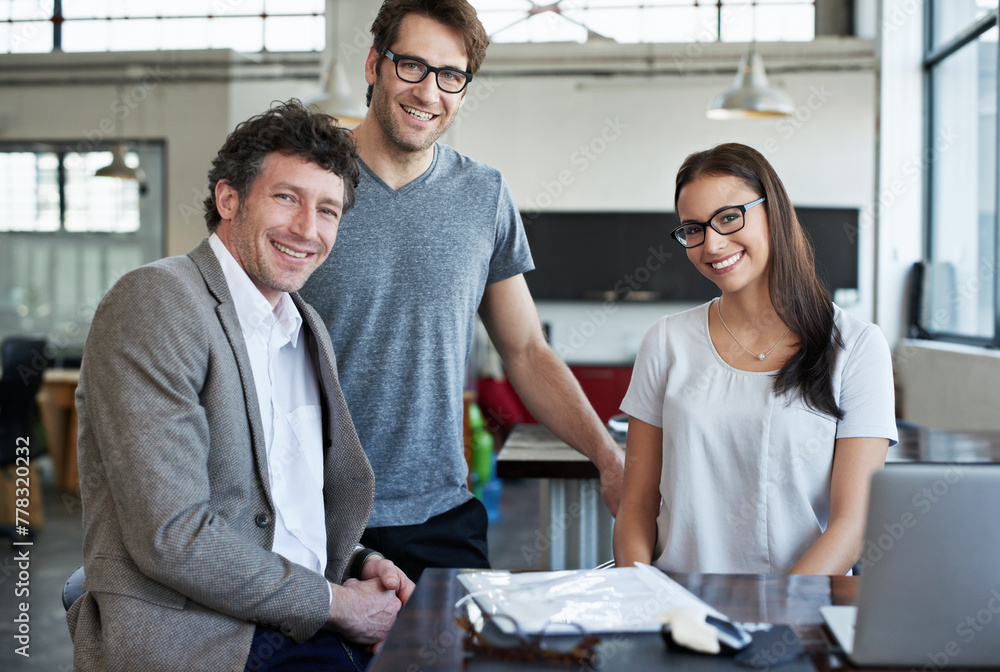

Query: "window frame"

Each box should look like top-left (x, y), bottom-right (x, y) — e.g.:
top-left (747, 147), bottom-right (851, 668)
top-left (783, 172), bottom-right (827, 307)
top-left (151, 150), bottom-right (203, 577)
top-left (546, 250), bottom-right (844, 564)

top-left (0, 139), bottom-right (167, 353)
top-left (920, 4), bottom-right (1000, 348)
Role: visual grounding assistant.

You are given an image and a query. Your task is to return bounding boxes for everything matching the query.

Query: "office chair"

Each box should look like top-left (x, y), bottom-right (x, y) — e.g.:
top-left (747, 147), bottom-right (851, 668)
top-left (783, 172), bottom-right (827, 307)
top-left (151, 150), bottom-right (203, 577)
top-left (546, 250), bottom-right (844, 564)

top-left (63, 565), bottom-right (87, 610)
top-left (0, 337), bottom-right (52, 542)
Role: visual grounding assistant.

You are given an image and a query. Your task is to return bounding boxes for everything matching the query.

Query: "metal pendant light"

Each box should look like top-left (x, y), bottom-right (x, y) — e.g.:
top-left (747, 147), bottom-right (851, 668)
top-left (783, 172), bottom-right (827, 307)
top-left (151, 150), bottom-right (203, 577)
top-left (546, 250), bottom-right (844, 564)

top-left (707, 50), bottom-right (794, 120)
top-left (307, 58), bottom-right (367, 126)
top-left (94, 142), bottom-right (141, 180)
top-left (306, 0), bottom-right (366, 126)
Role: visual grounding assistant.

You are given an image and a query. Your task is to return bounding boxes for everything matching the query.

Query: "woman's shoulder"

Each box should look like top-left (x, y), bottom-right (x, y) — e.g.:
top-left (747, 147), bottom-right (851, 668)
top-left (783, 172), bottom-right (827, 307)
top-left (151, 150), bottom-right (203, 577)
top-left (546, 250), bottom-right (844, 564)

top-left (650, 300), bottom-right (714, 332)
top-left (832, 303), bottom-right (890, 353)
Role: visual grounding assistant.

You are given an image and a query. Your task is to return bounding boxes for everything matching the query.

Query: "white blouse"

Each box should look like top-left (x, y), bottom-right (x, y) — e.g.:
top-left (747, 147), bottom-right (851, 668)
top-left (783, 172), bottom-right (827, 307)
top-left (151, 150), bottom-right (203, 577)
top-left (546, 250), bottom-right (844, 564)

top-left (621, 300), bottom-right (898, 574)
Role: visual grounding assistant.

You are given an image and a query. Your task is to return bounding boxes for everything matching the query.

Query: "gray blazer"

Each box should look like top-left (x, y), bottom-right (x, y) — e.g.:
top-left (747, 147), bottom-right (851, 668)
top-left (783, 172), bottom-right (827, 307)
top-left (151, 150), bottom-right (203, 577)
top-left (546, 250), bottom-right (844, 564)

top-left (67, 239), bottom-right (374, 672)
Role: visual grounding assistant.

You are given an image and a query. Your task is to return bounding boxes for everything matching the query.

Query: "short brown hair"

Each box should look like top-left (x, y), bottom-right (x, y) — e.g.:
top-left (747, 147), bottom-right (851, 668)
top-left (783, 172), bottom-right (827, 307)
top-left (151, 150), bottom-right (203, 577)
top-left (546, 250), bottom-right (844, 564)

top-left (203, 99), bottom-right (360, 232)
top-left (366, 0), bottom-right (489, 106)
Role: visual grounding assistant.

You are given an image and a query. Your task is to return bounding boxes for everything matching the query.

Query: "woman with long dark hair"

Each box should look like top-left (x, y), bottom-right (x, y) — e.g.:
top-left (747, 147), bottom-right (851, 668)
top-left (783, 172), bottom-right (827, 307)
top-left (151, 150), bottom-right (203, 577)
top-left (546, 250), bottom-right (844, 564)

top-left (613, 143), bottom-right (897, 574)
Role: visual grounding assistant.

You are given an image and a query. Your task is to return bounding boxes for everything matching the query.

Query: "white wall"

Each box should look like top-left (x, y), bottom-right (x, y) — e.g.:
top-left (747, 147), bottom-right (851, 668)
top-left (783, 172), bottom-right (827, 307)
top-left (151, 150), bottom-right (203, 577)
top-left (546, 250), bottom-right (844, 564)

top-left (895, 340), bottom-right (1000, 431)
top-left (0, 51), bottom-right (254, 257)
top-left (443, 44), bottom-right (877, 363)
top-left (0, 31), bottom-right (882, 373)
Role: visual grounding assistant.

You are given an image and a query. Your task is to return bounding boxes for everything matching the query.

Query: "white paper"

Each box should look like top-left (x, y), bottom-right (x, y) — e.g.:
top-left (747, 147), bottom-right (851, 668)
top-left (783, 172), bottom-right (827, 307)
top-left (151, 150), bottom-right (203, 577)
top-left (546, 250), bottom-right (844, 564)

top-left (456, 563), bottom-right (724, 635)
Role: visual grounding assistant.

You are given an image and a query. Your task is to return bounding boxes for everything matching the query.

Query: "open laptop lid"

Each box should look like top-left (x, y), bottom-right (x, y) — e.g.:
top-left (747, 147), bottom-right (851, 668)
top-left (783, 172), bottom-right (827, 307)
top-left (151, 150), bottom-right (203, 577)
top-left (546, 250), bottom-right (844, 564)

top-left (848, 464), bottom-right (1000, 667)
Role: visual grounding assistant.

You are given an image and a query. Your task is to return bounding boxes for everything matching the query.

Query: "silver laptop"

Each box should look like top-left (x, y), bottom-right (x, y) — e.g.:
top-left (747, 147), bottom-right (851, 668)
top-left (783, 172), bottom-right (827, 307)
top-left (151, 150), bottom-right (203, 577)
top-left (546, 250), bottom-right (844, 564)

top-left (821, 464), bottom-right (1000, 667)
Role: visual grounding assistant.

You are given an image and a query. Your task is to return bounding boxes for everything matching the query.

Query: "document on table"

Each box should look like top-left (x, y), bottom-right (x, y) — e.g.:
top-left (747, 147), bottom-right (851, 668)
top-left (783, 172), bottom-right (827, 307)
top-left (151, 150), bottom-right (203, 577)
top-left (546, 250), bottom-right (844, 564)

top-left (456, 563), bottom-right (725, 634)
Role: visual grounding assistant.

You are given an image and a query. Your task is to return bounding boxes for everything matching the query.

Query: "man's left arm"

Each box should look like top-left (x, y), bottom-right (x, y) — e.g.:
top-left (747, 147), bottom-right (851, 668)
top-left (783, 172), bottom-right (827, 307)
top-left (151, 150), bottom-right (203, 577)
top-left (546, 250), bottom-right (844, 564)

top-left (478, 274), bottom-right (625, 516)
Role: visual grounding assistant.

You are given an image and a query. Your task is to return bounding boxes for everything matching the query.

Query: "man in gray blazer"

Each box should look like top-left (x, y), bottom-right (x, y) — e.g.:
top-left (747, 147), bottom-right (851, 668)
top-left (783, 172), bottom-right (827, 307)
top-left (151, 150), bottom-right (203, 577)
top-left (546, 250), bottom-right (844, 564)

top-left (67, 100), bottom-right (413, 672)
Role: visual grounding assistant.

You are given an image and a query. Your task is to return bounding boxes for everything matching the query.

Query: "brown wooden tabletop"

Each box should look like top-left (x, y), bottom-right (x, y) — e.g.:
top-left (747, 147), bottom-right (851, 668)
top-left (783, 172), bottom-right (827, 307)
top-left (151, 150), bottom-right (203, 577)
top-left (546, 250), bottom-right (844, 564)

top-left (497, 423), bottom-right (1000, 481)
top-left (370, 567), bottom-right (1000, 672)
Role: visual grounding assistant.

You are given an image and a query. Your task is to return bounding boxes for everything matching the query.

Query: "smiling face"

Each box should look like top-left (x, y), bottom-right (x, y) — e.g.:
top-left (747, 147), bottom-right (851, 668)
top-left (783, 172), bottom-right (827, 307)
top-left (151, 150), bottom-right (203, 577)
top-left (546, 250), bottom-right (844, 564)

top-left (677, 174), bottom-right (771, 297)
top-left (365, 13), bottom-right (468, 155)
top-left (214, 152), bottom-right (345, 306)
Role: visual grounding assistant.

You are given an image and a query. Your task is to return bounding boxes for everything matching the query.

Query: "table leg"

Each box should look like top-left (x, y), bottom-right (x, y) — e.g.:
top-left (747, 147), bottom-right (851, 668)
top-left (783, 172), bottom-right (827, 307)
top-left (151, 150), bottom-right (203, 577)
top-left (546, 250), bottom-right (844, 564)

top-left (540, 478), bottom-right (613, 570)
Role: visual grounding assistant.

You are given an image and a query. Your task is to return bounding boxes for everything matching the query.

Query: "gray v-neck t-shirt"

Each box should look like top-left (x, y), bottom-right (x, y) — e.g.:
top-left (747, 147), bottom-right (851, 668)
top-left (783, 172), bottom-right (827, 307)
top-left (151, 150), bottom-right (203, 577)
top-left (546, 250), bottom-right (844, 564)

top-left (300, 144), bottom-right (533, 527)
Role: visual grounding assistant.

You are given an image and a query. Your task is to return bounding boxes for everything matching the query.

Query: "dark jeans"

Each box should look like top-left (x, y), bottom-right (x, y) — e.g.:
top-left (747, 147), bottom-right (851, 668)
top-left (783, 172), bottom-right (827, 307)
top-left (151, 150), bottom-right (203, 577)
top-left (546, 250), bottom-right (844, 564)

top-left (243, 625), bottom-right (372, 672)
top-left (361, 496), bottom-right (490, 583)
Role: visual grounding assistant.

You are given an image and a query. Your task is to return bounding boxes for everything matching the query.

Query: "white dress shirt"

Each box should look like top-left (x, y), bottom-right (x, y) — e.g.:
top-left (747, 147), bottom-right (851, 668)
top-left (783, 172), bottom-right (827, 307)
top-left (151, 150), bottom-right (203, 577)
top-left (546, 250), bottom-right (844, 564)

top-left (209, 234), bottom-right (329, 581)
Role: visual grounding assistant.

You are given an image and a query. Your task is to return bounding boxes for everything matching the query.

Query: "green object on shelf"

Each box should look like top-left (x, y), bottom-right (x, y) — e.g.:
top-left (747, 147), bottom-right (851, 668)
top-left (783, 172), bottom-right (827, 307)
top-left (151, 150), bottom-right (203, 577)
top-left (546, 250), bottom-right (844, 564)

top-left (467, 400), bottom-right (486, 431)
top-left (469, 401), bottom-right (494, 499)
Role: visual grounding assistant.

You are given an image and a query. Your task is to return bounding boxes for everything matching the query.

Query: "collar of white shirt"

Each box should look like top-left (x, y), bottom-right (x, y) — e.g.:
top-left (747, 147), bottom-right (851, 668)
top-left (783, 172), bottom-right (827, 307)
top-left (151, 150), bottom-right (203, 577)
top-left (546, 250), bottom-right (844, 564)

top-left (208, 233), bottom-right (303, 346)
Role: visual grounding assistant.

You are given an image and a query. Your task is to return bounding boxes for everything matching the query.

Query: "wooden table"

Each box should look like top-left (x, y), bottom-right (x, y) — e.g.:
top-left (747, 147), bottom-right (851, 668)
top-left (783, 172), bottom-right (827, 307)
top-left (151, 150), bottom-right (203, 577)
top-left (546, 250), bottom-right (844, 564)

top-left (371, 567), bottom-right (1000, 672)
top-left (496, 424), bottom-right (623, 570)
top-left (497, 422), bottom-right (1000, 571)
top-left (37, 368), bottom-right (81, 492)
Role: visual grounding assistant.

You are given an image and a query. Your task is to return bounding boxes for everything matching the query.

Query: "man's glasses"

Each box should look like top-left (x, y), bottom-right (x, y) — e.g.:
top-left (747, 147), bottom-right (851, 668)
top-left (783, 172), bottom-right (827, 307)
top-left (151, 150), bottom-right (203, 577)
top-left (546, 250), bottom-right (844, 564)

top-left (383, 49), bottom-right (473, 93)
top-left (670, 196), bottom-right (766, 248)
top-left (454, 593), bottom-right (598, 664)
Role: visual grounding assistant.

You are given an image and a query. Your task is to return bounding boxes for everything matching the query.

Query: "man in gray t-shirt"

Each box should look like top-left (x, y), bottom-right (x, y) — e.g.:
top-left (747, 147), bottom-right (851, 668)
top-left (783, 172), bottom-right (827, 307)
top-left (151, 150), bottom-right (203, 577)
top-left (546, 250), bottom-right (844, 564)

top-left (299, 0), bottom-right (624, 581)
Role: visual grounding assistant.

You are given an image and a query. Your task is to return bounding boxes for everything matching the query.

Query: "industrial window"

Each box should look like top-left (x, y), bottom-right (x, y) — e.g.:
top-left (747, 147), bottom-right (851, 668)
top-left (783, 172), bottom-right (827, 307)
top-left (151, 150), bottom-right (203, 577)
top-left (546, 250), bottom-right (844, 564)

top-left (0, 142), bottom-right (164, 352)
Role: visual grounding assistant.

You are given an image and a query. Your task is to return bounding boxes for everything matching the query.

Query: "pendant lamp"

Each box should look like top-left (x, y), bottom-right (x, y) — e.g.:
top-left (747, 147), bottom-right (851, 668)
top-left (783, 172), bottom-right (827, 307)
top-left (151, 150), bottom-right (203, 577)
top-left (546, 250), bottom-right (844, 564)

top-left (707, 50), bottom-right (794, 120)
top-left (94, 142), bottom-right (141, 180)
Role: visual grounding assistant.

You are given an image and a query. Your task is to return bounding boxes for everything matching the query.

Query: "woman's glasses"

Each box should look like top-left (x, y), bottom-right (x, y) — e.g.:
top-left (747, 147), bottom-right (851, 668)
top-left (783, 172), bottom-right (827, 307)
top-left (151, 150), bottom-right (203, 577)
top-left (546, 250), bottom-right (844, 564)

top-left (671, 197), bottom-right (766, 248)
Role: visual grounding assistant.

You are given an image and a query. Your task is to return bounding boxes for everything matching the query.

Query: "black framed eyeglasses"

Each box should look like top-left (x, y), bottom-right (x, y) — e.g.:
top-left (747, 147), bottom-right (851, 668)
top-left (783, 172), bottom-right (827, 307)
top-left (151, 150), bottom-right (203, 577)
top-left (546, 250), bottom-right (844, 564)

top-left (670, 196), bottom-right (766, 248)
top-left (453, 593), bottom-right (598, 664)
top-left (383, 49), bottom-right (473, 93)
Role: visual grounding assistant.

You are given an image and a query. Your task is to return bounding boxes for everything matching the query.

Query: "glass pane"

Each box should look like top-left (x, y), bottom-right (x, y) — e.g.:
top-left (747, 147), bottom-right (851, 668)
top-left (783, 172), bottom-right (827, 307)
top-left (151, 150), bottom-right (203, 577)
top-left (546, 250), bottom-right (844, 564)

top-left (62, 0), bottom-right (110, 19)
top-left (237, 0), bottom-right (265, 14)
top-left (264, 0), bottom-right (322, 15)
top-left (109, 18), bottom-right (159, 51)
top-left (264, 15), bottom-right (323, 52)
top-left (211, 16), bottom-right (264, 51)
top-left (0, 152), bottom-right (58, 232)
top-left (61, 19), bottom-right (110, 52)
top-left (120, 0), bottom-right (159, 18)
top-left (926, 33), bottom-right (997, 338)
top-left (932, 0), bottom-right (998, 51)
top-left (64, 152), bottom-right (141, 233)
top-left (643, 6), bottom-right (718, 43)
top-left (5, 15), bottom-right (53, 52)
top-left (10, 0), bottom-right (49, 20)
top-left (160, 17), bottom-right (211, 50)
top-left (478, 11), bottom-right (526, 38)
top-left (490, 12), bottom-right (587, 43)
top-left (755, 5), bottom-right (814, 42)
top-left (163, 0), bottom-right (217, 17)
top-left (721, 3), bottom-right (753, 42)
top-left (472, 1), bottom-right (532, 11)
top-left (563, 8), bottom-right (641, 43)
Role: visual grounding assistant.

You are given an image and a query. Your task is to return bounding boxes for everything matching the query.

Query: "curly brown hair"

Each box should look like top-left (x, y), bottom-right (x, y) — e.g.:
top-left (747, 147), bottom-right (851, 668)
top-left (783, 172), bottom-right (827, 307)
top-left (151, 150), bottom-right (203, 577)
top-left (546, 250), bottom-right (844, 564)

top-left (203, 99), bottom-right (360, 232)
top-left (366, 0), bottom-right (489, 107)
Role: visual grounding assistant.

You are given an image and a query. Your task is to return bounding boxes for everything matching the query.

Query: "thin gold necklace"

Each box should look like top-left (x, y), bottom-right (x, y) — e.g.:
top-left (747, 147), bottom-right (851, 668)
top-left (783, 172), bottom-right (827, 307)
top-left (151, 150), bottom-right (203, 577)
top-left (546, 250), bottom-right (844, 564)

top-left (716, 297), bottom-right (790, 361)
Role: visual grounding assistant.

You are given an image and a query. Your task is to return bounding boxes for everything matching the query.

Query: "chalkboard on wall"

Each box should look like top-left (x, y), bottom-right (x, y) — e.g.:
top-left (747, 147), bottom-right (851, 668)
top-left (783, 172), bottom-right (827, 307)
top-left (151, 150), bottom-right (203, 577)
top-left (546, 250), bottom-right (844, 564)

top-left (521, 208), bottom-right (859, 302)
